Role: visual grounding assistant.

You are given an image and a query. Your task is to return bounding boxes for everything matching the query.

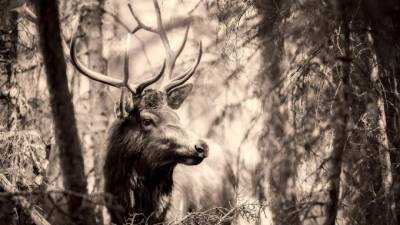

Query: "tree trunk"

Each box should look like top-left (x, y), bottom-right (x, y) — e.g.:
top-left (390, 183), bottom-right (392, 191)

top-left (363, 0), bottom-right (400, 222)
top-left (341, 11), bottom-right (392, 224)
top-left (78, 1), bottom-right (111, 223)
top-left (0, 9), bottom-right (19, 131)
top-left (0, 7), bottom-right (19, 225)
top-left (324, 2), bottom-right (350, 225)
top-left (256, 1), bottom-right (300, 225)
top-left (34, 1), bottom-right (97, 225)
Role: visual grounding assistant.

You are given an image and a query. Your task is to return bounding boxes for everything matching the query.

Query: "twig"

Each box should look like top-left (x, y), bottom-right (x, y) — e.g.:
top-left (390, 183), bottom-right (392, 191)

top-left (0, 173), bottom-right (51, 225)
top-left (216, 207), bottom-right (236, 225)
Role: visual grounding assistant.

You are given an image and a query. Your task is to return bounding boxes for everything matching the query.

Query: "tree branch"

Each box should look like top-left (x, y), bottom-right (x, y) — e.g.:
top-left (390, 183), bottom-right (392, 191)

top-left (0, 173), bottom-right (51, 225)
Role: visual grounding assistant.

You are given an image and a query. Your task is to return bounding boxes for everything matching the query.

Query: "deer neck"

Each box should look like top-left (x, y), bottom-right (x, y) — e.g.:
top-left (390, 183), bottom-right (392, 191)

top-left (130, 164), bottom-right (176, 222)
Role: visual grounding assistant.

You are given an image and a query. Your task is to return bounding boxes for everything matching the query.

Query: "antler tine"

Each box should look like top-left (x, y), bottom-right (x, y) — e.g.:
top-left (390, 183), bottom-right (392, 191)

top-left (159, 24), bottom-right (191, 86)
top-left (70, 38), bottom-right (124, 87)
top-left (152, 0), bottom-right (192, 85)
top-left (128, 3), bottom-right (158, 34)
top-left (136, 61), bottom-right (166, 94)
top-left (131, 0), bottom-right (189, 79)
top-left (128, 0), bottom-right (200, 93)
top-left (164, 41), bottom-right (202, 93)
top-left (124, 33), bottom-right (166, 94)
top-left (124, 34), bottom-right (137, 93)
top-left (153, 0), bottom-right (170, 48)
top-left (128, 1), bottom-right (171, 92)
top-left (163, 40), bottom-right (199, 88)
top-left (152, 0), bottom-right (174, 80)
top-left (174, 25), bottom-right (190, 62)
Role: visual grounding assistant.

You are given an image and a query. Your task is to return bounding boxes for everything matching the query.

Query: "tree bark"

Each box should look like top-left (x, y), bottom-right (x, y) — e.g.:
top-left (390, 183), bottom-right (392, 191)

top-left (0, 9), bottom-right (19, 131)
top-left (324, 2), bottom-right (350, 225)
top-left (0, 7), bottom-right (19, 225)
top-left (34, 1), bottom-right (97, 225)
top-left (363, 0), bottom-right (400, 222)
top-left (78, 1), bottom-right (111, 223)
top-left (80, 0), bottom-right (108, 189)
top-left (341, 9), bottom-right (393, 224)
top-left (256, 1), bottom-right (300, 225)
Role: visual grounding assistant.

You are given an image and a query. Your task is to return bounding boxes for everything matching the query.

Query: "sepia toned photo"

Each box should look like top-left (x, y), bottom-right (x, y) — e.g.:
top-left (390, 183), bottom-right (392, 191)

top-left (0, 0), bottom-right (399, 225)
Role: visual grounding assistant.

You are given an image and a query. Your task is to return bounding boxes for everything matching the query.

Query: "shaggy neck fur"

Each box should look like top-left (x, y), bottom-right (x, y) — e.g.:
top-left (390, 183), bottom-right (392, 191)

top-left (104, 107), bottom-right (177, 224)
top-left (129, 165), bottom-right (175, 223)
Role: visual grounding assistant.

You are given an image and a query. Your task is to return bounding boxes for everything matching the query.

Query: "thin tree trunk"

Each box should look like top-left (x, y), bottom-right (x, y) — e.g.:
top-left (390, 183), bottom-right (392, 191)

top-left (80, 0), bottom-right (108, 191)
top-left (256, 1), bottom-right (300, 225)
top-left (363, 0), bottom-right (400, 222)
top-left (0, 7), bottom-right (19, 225)
top-left (0, 9), bottom-right (19, 131)
top-left (337, 4), bottom-right (393, 224)
top-left (79, 2), bottom-right (110, 223)
top-left (324, 2), bottom-right (350, 225)
top-left (34, 1), bottom-right (97, 225)
top-left (377, 97), bottom-right (397, 225)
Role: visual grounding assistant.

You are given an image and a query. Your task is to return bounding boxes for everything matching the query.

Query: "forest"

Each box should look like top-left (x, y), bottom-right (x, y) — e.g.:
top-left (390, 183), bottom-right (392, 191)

top-left (0, 0), bottom-right (400, 225)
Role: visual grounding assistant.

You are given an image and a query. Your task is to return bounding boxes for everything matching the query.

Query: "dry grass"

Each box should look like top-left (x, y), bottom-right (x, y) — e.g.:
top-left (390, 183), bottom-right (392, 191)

top-left (123, 200), bottom-right (268, 225)
top-left (0, 130), bottom-right (47, 189)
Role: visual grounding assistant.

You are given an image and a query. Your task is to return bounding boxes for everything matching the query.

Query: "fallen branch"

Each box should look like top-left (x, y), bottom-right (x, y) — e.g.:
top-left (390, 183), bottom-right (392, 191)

top-left (0, 173), bottom-right (51, 225)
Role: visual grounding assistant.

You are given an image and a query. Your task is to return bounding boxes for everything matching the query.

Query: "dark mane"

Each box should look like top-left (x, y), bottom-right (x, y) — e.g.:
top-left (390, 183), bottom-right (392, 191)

top-left (104, 104), bottom-right (178, 224)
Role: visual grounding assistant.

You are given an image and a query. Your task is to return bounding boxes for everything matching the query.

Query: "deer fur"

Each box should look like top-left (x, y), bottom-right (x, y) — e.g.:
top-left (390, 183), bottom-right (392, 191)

top-left (103, 89), bottom-right (233, 225)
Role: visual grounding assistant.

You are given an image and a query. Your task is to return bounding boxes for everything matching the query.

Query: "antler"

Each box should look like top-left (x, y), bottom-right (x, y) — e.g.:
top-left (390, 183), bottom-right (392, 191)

top-left (128, 0), bottom-right (202, 93)
top-left (70, 34), bottom-right (165, 95)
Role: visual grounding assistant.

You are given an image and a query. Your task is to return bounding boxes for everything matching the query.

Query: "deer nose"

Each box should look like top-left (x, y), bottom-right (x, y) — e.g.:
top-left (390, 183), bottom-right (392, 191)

top-left (194, 140), bottom-right (209, 156)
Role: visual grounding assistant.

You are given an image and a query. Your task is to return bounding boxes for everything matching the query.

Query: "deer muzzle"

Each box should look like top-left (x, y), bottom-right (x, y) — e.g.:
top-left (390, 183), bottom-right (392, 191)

top-left (176, 138), bottom-right (209, 165)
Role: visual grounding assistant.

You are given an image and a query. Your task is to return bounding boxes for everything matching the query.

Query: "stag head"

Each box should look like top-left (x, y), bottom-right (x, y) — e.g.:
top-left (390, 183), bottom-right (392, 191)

top-left (70, 0), bottom-right (208, 168)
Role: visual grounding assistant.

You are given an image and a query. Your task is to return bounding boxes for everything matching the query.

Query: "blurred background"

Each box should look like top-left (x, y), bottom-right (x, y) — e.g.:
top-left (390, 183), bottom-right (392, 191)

top-left (1, 0), bottom-right (400, 225)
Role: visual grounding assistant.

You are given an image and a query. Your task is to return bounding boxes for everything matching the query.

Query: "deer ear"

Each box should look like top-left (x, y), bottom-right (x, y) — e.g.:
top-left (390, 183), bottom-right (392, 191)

top-left (166, 83), bottom-right (193, 109)
top-left (114, 89), bottom-right (135, 118)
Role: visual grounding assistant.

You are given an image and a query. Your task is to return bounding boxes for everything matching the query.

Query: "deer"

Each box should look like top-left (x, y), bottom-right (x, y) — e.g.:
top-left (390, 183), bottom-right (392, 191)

top-left (69, 1), bottom-right (226, 224)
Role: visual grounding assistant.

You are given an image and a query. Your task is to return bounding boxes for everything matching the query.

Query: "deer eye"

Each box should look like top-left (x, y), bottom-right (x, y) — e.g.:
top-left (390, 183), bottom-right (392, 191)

top-left (142, 118), bottom-right (154, 127)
